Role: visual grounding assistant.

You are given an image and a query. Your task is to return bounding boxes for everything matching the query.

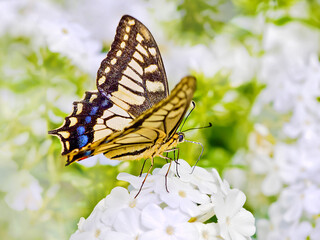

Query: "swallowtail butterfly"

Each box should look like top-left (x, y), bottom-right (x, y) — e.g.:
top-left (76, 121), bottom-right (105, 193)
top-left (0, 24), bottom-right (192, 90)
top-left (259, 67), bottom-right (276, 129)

top-left (49, 15), bottom-right (196, 180)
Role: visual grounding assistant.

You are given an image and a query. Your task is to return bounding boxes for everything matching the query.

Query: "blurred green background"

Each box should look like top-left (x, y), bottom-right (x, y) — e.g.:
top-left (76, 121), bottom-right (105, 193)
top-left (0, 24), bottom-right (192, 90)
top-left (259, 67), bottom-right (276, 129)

top-left (0, 0), bottom-right (319, 239)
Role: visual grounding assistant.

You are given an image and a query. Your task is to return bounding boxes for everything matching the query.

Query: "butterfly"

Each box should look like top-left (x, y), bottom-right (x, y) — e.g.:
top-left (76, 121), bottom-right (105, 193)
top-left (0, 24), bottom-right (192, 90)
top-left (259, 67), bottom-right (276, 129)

top-left (49, 15), bottom-right (196, 191)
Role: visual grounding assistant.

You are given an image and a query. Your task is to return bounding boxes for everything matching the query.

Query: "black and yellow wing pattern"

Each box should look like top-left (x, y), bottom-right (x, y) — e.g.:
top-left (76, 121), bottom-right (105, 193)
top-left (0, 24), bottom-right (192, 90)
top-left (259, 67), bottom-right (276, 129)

top-left (49, 15), bottom-right (196, 166)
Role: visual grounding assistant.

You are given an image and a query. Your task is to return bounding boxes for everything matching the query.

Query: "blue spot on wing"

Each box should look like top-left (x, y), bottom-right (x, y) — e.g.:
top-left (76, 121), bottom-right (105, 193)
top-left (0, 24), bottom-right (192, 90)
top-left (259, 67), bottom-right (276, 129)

top-left (77, 126), bottom-right (85, 135)
top-left (101, 99), bottom-right (111, 108)
top-left (78, 135), bottom-right (88, 148)
top-left (90, 106), bottom-right (99, 116)
top-left (85, 116), bottom-right (91, 123)
top-left (83, 150), bottom-right (92, 156)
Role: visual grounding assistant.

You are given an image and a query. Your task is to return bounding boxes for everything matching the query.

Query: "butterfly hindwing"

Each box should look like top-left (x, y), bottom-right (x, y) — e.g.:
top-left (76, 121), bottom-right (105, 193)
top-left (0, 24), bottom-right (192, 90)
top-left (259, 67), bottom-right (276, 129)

top-left (97, 15), bottom-right (169, 118)
top-left (134, 75), bottom-right (196, 142)
top-left (48, 91), bottom-right (134, 164)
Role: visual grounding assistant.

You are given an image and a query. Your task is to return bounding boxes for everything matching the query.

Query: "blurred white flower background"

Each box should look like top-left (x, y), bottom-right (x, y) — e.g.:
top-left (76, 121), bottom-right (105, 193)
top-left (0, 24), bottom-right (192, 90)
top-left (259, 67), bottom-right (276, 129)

top-left (0, 0), bottom-right (319, 239)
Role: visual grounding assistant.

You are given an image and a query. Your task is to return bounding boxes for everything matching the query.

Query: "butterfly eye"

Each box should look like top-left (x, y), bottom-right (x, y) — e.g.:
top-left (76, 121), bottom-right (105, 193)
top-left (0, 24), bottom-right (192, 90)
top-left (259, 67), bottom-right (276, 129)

top-left (178, 133), bottom-right (184, 142)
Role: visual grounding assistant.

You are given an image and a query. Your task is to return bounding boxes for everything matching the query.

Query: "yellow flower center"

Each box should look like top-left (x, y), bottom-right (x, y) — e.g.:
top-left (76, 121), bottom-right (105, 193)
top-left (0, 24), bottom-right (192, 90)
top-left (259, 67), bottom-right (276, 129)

top-left (166, 226), bottom-right (175, 235)
top-left (178, 190), bottom-right (186, 198)
top-left (202, 230), bottom-right (209, 239)
top-left (95, 229), bottom-right (101, 238)
top-left (129, 199), bottom-right (137, 208)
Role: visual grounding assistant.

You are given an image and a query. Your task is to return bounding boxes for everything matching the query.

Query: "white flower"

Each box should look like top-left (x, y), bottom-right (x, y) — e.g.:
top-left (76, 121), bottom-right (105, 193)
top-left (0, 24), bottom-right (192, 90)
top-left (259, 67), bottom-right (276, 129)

top-left (213, 190), bottom-right (256, 240)
top-left (30, 118), bottom-right (48, 137)
top-left (157, 177), bottom-right (210, 217)
top-left (64, 0), bottom-right (150, 43)
top-left (101, 187), bottom-right (159, 226)
top-left (194, 222), bottom-right (221, 240)
top-left (78, 154), bottom-right (120, 167)
top-left (0, 155), bottom-right (17, 192)
top-left (4, 170), bottom-right (43, 211)
top-left (223, 168), bottom-right (247, 191)
top-left (38, 18), bottom-right (103, 74)
top-left (281, 55), bottom-right (320, 143)
top-left (256, 202), bottom-right (293, 240)
top-left (257, 218), bottom-right (313, 240)
top-left (176, 160), bottom-right (218, 195)
top-left (71, 212), bottom-right (110, 240)
top-left (140, 204), bottom-right (199, 240)
top-left (278, 181), bottom-right (320, 221)
top-left (211, 168), bottom-right (231, 196)
top-left (262, 22), bottom-right (319, 68)
top-left (256, 219), bottom-right (271, 240)
top-left (70, 160), bottom-right (255, 240)
top-left (288, 221), bottom-right (313, 240)
top-left (311, 218), bottom-right (320, 240)
top-left (210, 35), bottom-right (258, 86)
top-left (283, 107), bottom-right (320, 141)
top-left (279, 141), bottom-right (320, 185)
top-left (117, 171), bottom-right (158, 195)
top-left (255, 143), bottom-right (289, 196)
top-left (248, 124), bottom-right (274, 156)
top-left (105, 208), bottom-right (144, 240)
top-left (13, 132), bottom-right (29, 146)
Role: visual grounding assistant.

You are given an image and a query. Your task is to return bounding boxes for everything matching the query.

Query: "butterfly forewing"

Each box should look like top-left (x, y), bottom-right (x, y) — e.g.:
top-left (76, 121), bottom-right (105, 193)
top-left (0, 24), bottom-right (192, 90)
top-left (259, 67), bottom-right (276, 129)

top-left (49, 15), bottom-right (168, 164)
top-left (97, 15), bottom-right (169, 118)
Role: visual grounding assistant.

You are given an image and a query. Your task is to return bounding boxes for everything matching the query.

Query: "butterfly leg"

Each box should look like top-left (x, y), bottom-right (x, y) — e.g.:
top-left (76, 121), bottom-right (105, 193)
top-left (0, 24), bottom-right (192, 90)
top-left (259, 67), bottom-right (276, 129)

top-left (139, 159), bottom-right (147, 177)
top-left (135, 157), bottom-right (154, 198)
top-left (165, 152), bottom-right (169, 163)
top-left (165, 148), bottom-right (181, 178)
top-left (174, 148), bottom-right (181, 178)
top-left (163, 148), bottom-right (180, 176)
top-left (159, 153), bottom-right (173, 193)
top-left (164, 160), bottom-right (172, 193)
top-left (161, 148), bottom-right (178, 193)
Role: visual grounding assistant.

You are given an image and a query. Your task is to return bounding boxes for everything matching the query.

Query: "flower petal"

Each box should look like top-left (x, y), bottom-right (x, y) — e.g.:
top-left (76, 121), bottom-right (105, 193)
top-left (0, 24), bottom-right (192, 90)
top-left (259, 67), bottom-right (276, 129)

top-left (141, 204), bottom-right (166, 229)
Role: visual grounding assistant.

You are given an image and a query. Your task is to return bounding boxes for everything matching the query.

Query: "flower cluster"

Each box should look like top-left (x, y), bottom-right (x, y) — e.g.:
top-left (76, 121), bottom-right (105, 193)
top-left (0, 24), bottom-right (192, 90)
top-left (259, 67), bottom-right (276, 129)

top-left (70, 160), bottom-right (255, 240)
top-left (225, 21), bottom-right (320, 239)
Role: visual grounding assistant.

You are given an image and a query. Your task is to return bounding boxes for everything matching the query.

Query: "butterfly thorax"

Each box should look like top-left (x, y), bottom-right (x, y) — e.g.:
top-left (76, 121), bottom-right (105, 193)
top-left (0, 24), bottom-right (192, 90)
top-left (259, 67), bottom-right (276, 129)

top-left (155, 132), bottom-right (184, 157)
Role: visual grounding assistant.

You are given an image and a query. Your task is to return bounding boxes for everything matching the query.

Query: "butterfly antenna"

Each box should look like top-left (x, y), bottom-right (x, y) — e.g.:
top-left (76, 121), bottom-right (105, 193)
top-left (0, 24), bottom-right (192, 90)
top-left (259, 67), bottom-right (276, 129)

top-left (182, 122), bottom-right (212, 133)
top-left (184, 140), bottom-right (204, 174)
top-left (179, 100), bottom-right (196, 132)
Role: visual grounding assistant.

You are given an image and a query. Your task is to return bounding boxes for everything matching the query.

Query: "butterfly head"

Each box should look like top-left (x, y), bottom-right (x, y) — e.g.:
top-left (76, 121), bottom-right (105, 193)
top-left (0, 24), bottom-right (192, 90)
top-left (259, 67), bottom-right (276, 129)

top-left (161, 132), bottom-right (185, 153)
top-left (177, 132), bottom-right (185, 143)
